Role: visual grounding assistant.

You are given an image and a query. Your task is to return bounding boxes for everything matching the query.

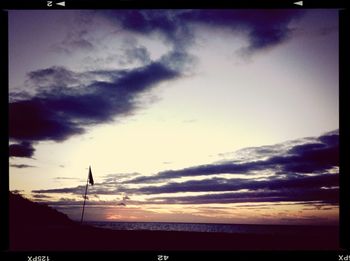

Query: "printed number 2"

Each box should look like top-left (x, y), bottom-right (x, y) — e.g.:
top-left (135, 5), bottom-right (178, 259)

top-left (47, 1), bottom-right (53, 7)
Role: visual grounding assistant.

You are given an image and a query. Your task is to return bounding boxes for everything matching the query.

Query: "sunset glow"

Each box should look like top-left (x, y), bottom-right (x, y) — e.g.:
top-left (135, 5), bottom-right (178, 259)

top-left (9, 9), bottom-right (339, 225)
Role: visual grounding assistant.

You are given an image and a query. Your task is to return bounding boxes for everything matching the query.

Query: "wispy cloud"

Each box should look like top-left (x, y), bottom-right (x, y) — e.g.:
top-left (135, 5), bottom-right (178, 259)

top-left (52, 29), bottom-right (94, 54)
top-left (54, 177), bottom-right (81, 181)
top-left (31, 194), bottom-right (52, 199)
top-left (151, 188), bottom-right (338, 205)
top-left (10, 163), bottom-right (36, 168)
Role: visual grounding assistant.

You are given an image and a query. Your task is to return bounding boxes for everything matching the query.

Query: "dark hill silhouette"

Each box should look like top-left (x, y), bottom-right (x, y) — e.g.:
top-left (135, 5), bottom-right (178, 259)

top-left (10, 192), bottom-right (75, 227)
top-left (9, 192), bottom-right (339, 251)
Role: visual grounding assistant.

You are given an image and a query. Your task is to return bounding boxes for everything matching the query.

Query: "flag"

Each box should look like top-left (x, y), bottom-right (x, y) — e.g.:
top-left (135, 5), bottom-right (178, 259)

top-left (88, 166), bottom-right (94, 186)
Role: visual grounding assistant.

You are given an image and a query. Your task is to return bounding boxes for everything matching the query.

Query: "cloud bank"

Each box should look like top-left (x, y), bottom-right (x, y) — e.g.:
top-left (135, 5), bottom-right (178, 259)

top-left (128, 130), bottom-right (339, 183)
top-left (33, 131), bottom-right (339, 206)
top-left (102, 10), bottom-right (303, 53)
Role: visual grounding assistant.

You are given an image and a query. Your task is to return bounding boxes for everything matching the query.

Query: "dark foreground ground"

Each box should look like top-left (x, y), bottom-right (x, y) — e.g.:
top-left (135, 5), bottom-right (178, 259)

top-left (9, 193), bottom-right (339, 251)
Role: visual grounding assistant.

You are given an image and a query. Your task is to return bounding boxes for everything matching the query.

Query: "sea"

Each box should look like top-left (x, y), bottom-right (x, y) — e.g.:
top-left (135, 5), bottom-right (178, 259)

top-left (86, 221), bottom-right (338, 236)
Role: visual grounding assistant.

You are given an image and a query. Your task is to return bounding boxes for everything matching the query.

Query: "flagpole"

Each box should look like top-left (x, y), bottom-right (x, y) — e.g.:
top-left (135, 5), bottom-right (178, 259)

top-left (80, 174), bottom-right (89, 224)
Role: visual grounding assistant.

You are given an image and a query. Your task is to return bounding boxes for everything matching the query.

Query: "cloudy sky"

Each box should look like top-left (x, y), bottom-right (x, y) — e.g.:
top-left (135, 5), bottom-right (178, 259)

top-left (9, 9), bottom-right (339, 225)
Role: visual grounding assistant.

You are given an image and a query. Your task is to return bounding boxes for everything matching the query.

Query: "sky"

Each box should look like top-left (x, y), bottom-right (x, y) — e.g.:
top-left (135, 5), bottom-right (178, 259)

top-left (9, 9), bottom-right (339, 225)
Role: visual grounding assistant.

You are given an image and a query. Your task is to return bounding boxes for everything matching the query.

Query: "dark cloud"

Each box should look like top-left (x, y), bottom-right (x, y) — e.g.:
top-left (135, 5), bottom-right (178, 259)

top-left (10, 164), bottom-right (36, 168)
top-left (129, 162), bottom-right (262, 184)
top-left (103, 10), bottom-right (191, 48)
top-left (40, 198), bottom-right (129, 206)
top-left (127, 174), bottom-right (338, 195)
top-left (180, 10), bottom-right (303, 52)
top-left (129, 131), bottom-right (338, 183)
top-left (102, 10), bottom-right (304, 53)
top-left (10, 62), bottom-right (179, 156)
top-left (152, 187), bottom-right (338, 205)
top-left (33, 186), bottom-right (85, 194)
top-left (9, 141), bottom-right (35, 158)
top-left (9, 95), bottom-right (84, 141)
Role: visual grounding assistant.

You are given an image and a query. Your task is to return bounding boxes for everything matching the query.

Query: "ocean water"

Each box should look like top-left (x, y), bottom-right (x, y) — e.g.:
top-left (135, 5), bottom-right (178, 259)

top-left (86, 221), bottom-right (337, 236)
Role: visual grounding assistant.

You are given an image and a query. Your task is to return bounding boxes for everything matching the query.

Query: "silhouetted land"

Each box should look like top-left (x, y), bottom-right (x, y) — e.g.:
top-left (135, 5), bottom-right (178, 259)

top-left (9, 192), bottom-right (339, 251)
